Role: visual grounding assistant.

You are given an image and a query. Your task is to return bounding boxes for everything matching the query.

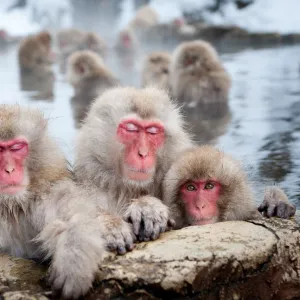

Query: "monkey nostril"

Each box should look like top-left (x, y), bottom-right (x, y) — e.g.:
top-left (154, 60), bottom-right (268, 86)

top-left (5, 168), bottom-right (14, 174)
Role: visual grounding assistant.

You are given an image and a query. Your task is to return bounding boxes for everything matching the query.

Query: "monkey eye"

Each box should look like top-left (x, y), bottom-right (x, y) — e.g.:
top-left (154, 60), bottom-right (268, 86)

top-left (10, 143), bottom-right (25, 152)
top-left (204, 182), bottom-right (215, 190)
top-left (186, 183), bottom-right (197, 192)
top-left (125, 123), bottom-right (139, 132)
top-left (146, 126), bottom-right (159, 134)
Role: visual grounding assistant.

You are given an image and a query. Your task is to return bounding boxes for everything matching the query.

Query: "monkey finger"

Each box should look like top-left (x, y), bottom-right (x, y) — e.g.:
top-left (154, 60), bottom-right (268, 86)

top-left (257, 201), bottom-right (268, 213)
top-left (168, 219), bottom-right (176, 228)
top-left (151, 223), bottom-right (161, 240)
top-left (117, 246), bottom-right (126, 255)
top-left (142, 218), bottom-right (154, 239)
top-left (126, 242), bottom-right (135, 251)
top-left (266, 205), bottom-right (276, 218)
top-left (289, 205), bottom-right (296, 217)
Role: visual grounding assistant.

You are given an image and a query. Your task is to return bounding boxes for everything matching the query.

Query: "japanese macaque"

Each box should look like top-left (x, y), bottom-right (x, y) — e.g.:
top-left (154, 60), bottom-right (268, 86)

top-left (18, 31), bottom-right (55, 100)
top-left (18, 30), bottom-right (54, 73)
top-left (141, 51), bottom-right (171, 90)
top-left (115, 28), bottom-right (139, 55)
top-left (57, 29), bottom-right (106, 73)
top-left (0, 105), bottom-right (107, 298)
top-left (67, 50), bottom-right (119, 127)
top-left (74, 87), bottom-right (193, 244)
top-left (163, 146), bottom-right (296, 229)
top-left (169, 40), bottom-right (231, 107)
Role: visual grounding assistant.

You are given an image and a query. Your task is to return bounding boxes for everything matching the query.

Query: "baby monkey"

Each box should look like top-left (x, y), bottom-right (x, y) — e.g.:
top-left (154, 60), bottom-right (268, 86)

top-left (141, 51), bottom-right (171, 90)
top-left (163, 146), bottom-right (296, 229)
top-left (169, 40), bottom-right (231, 107)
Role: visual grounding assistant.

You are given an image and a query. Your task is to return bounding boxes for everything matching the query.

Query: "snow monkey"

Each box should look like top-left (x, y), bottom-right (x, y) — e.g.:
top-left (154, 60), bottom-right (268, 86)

top-left (0, 105), bottom-right (108, 298)
top-left (67, 50), bottom-right (119, 127)
top-left (163, 146), bottom-right (296, 229)
top-left (18, 30), bottom-right (54, 73)
top-left (57, 29), bottom-right (106, 73)
top-left (141, 51), bottom-right (171, 90)
top-left (169, 40), bottom-right (231, 107)
top-left (74, 87), bottom-right (193, 246)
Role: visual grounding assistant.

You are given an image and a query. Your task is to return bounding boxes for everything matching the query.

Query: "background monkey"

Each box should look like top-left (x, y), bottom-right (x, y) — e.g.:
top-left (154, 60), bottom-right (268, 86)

top-left (74, 87), bottom-right (192, 245)
top-left (169, 40), bottom-right (231, 107)
top-left (67, 50), bottom-right (119, 127)
top-left (141, 51), bottom-right (171, 90)
top-left (18, 31), bottom-right (55, 100)
top-left (163, 145), bottom-right (296, 229)
top-left (0, 105), bottom-right (108, 298)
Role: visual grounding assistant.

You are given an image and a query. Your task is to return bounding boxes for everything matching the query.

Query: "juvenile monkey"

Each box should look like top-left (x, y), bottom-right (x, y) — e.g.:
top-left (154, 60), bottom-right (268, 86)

top-left (67, 50), bottom-right (119, 127)
top-left (57, 29), bottom-right (106, 73)
top-left (74, 87), bottom-right (193, 244)
top-left (0, 105), bottom-right (108, 298)
top-left (169, 40), bottom-right (231, 107)
top-left (163, 146), bottom-right (296, 228)
top-left (141, 51), bottom-right (171, 90)
top-left (115, 28), bottom-right (139, 55)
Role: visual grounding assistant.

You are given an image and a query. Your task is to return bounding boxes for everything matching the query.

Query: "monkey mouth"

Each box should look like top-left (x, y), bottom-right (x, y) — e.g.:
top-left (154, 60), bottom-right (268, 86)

top-left (191, 216), bottom-right (218, 226)
top-left (0, 184), bottom-right (26, 195)
top-left (124, 166), bottom-right (154, 181)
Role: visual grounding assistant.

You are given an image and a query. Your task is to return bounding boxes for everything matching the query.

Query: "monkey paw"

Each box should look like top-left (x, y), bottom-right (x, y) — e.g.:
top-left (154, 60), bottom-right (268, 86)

top-left (98, 213), bottom-right (136, 255)
top-left (258, 186), bottom-right (296, 219)
top-left (125, 196), bottom-right (175, 242)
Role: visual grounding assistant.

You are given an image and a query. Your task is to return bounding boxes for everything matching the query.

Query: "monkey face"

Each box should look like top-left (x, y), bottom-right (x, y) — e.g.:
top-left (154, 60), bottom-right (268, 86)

top-left (180, 179), bottom-right (221, 225)
top-left (183, 52), bottom-right (199, 68)
top-left (117, 119), bottom-right (165, 183)
top-left (0, 138), bottom-right (29, 195)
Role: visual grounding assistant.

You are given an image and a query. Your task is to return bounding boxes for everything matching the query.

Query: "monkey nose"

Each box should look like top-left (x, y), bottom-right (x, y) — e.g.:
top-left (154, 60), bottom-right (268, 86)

top-left (5, 166), bottom-right (14, 174)
top-left (138, 148), bottom-right (148, 158)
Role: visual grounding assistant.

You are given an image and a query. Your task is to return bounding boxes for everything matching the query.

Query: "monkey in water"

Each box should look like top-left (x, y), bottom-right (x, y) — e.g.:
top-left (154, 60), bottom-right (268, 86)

top-left (74, 87), bottom-right (193, 248)
top-left (18, 31), bottom-right (55, 100)
top-left (0, 105), bottom-right (109, 298)
top-left (163, 146), bottom-right (296, 229)
top-left (57, 29), bottom-right (106, 73)
top-left (141, 51), bottom-right (171, 90)
top-left (67, 50), bottom-right (119, 127)
top-left (169, 40), bottom-right (231, 107)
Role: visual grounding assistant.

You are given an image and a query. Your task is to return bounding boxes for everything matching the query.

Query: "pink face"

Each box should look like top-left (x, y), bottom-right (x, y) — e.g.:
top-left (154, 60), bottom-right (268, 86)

top-left (0, 138), bottom-right (29, 195)
top-left (122, 34), bottom-right (131, 48)
top-left (180, 180), bottom-right (221, 225)
top-left (117, 119), bottom-right (165, 182)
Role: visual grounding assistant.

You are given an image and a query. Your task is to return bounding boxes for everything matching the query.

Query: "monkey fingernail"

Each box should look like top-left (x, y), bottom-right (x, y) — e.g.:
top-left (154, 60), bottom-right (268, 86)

top-left (117, 246), bottom-right (126, 255)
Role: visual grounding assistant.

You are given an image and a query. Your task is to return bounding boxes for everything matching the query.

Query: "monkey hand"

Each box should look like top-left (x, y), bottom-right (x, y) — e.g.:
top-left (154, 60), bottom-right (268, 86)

top-left (258, 186), bottom-right (296, 219)
top-left (97, 213), bottom-right (136, 255)
top-left (44, 216), bottom-right (105, 299)
top-left (125, 196), bottom-right (175, 242)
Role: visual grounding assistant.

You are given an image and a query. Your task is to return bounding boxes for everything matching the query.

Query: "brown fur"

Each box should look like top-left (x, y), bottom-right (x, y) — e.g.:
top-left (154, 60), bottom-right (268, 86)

top-left (169, 40), bottom-right (231, 106)
top-left (74, 87), bottom-right (193, 241)
top-left (0, 105), bottom-right (105, 298)
top-left (141, 51), bottom-right (171, 90)
top-left (163, 145), bottom-right (261, 228)
top-left (67, 50), bottom-right (119, 127)
top-left (18, 31), bottom-right (53, 73)
top-left (163, 146), bottom-right (295, 229)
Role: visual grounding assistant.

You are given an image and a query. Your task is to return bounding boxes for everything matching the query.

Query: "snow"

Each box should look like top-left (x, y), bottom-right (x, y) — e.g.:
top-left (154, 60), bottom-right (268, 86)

top-left (202, 0), bottom-right (300, 34)
top-left (0, 0), bottom-right (72, 37)
top-left (119, 0), bottom-right (300, 34)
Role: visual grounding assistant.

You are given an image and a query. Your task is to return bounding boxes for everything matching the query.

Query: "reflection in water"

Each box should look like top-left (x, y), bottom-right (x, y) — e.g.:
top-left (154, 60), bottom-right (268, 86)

top-left (183, 102), bottom-right (231, 144)
top-left (0, 42), bottom-right (299, 207)
top-left (19, 69), bottom-right (54, 101)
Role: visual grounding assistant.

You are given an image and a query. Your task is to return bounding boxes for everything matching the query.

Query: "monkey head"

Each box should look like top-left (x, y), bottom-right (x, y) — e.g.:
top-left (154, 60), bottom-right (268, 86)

top-left (147, 52), bottom-right (170, 76)
top-left (0, 106), bottom-right (47, 199)
top-left (66, 50), bottom-right (105, 87)
top-left (172, 40), bottom-right (220, 73)
top-left (85, 32), bottom-right (106, 55)
top-left (163, 146), bottom-right (258, 227)
top-left (75, 87), bottom-right (190, 189)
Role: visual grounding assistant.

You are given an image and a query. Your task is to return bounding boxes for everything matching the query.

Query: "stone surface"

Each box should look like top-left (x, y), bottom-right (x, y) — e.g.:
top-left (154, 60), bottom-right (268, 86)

top-left (0, 218), bottom-right (299, 299)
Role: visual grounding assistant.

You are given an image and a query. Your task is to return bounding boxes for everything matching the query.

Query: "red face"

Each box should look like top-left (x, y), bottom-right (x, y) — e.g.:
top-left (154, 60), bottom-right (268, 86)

top-left (122, 34), bottom-right (131, 48)
top-left (0, 138), bottom-right (29, 195)
top-left (117, 119), bottom-right (165, 182)
top-left (180, 180), bottom-right (221, 225)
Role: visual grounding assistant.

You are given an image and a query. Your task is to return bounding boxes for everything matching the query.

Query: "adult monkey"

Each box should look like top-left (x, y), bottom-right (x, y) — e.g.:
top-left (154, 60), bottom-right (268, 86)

top-left (0, 105), bottom-right (106, 298)
top-left (74, 87), bottom-right (192, 248)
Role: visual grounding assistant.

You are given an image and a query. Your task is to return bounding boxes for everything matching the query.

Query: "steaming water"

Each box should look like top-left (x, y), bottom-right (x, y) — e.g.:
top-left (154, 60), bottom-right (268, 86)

top-left (0, 42), bottom-right (299, 207)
